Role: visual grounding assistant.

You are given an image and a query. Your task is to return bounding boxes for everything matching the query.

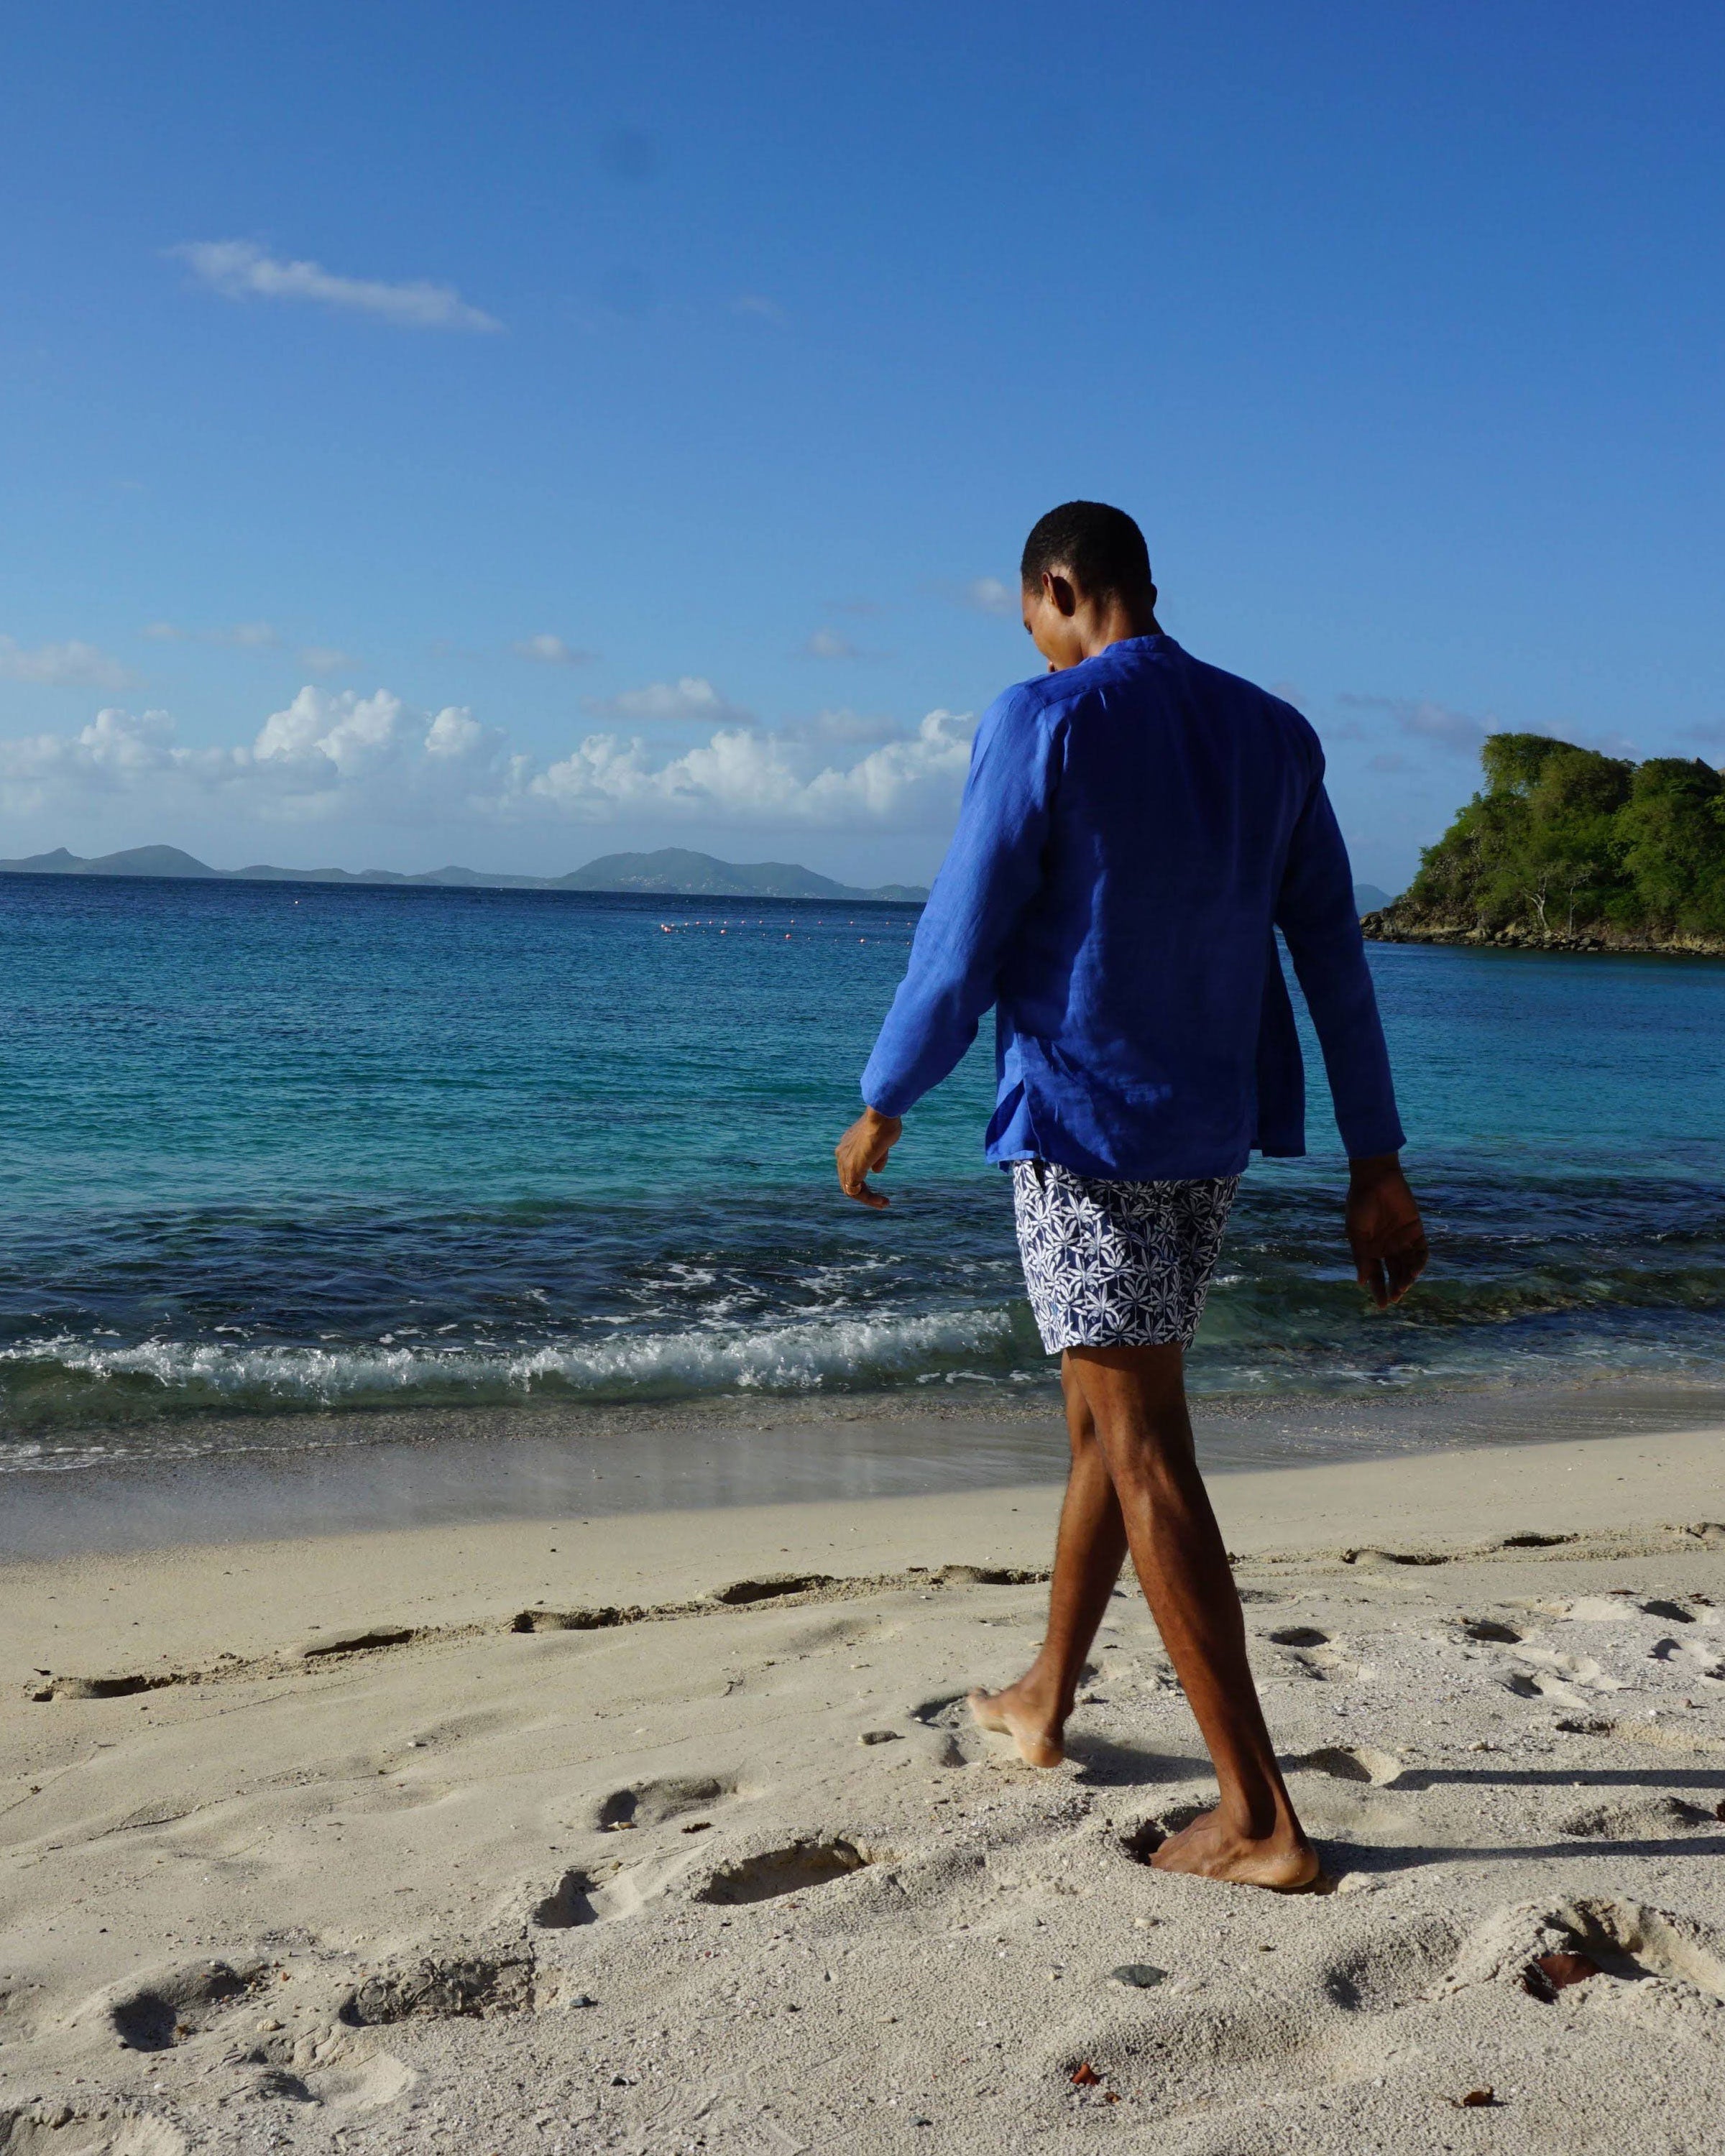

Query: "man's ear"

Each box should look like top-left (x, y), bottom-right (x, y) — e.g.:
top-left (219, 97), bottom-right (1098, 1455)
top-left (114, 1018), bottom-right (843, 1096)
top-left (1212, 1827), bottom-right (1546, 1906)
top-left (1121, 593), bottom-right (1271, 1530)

top-left (1042, 569), bottom-right (1079, 619)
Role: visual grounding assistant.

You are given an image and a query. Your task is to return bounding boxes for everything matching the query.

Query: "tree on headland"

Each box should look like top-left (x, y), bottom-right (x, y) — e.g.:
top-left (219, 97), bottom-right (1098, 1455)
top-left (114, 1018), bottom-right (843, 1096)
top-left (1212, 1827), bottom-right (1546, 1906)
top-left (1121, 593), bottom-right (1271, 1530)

top-left (1370, 733), bottom-right (1725, 948)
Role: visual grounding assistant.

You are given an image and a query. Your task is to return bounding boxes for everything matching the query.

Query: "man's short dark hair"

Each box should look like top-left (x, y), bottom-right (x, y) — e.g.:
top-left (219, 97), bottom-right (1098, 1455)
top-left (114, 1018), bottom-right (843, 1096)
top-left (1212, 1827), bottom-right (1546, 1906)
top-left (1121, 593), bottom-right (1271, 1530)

top-left (1020, 501), bottom-right (1153, 602)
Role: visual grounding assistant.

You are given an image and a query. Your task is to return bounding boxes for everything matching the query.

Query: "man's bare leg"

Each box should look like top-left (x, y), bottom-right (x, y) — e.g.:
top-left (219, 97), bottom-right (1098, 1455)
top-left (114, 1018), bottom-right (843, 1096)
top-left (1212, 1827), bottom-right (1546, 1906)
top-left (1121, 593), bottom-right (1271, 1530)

top-left (968, 1363), bottom-right (1128, 1765)
top-left (1066, 1342), bottom-right (1316, 1889)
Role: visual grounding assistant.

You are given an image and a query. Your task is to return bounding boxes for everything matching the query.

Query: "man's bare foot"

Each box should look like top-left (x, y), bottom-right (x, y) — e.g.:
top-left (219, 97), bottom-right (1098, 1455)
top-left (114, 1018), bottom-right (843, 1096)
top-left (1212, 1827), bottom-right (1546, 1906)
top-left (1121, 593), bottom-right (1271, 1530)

top-left (1149, 1805), bottom-right (1320, 1892)
top-left (967, 1682), bottom-right (1066, 1768)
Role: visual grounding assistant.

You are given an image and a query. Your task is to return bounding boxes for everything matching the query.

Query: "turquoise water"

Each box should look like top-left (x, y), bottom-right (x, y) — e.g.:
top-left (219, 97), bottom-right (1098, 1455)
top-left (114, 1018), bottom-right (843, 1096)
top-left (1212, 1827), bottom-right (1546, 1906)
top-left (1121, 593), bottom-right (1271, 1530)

top-left (3, 872), bottom-right (1724, 1471)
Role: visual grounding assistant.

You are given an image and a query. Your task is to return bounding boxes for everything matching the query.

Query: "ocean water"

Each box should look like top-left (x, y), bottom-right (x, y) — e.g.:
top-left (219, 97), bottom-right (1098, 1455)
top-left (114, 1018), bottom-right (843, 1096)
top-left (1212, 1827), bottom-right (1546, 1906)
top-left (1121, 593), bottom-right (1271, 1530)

top-left (3, 872), bottom-right (1724, 1476)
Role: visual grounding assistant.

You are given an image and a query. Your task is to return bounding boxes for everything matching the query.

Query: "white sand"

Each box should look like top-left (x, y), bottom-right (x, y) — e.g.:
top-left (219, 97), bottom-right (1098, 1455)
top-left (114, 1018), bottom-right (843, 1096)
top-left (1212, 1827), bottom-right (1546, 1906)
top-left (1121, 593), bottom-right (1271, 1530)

top-left (2, 1427), bottom-right (1724, 2153)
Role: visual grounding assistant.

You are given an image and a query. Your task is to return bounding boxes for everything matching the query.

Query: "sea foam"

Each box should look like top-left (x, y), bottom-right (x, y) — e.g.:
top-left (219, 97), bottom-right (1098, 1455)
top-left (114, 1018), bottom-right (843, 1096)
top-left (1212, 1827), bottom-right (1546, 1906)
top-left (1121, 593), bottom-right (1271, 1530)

top-left (0, 1304), bottom-right (1022, 1432)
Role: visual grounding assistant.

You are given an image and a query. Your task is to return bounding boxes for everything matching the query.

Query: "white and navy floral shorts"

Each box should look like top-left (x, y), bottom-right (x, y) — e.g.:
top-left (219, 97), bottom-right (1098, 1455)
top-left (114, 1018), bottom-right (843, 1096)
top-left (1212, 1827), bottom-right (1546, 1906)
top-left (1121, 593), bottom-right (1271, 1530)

top-left (1011, 1160), bottom-right (1238, 1355)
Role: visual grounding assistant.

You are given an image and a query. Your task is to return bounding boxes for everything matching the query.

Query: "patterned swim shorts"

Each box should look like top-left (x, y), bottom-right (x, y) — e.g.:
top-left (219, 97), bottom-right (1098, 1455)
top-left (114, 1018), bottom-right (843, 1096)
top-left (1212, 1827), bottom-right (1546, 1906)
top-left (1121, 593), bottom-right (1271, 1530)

top-left (1011, 1161), bottom-right (1239, 1355)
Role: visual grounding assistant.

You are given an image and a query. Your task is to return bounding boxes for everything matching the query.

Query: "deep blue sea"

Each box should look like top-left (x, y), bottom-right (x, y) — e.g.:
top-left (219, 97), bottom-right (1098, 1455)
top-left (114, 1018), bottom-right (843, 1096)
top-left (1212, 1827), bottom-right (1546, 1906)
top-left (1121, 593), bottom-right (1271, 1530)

top-left (4, 872), bottom-right (1724, 1475)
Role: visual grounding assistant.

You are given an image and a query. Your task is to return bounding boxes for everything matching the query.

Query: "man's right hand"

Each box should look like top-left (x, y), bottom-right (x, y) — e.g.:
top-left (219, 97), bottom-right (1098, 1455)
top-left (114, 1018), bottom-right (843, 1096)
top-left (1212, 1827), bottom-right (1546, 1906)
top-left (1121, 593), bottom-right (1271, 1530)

top-left (835, 1106), bottom-right (903, 1209)
top-left (1345, 1153), bottom-right (1428, 1309)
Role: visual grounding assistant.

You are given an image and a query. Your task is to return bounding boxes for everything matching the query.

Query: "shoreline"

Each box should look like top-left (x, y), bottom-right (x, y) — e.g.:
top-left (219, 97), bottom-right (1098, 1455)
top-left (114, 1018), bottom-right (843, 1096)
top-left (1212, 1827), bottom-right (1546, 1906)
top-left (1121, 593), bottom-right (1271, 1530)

top-left (6, 1373), bottom-right (1725, 1561)
top-left (3, 1425), bottom-right (1722, 2154)
top-left (1362, 910), bottom-right (1725, 959)
top-left (5, 1425), bottom-right (1723, 1681)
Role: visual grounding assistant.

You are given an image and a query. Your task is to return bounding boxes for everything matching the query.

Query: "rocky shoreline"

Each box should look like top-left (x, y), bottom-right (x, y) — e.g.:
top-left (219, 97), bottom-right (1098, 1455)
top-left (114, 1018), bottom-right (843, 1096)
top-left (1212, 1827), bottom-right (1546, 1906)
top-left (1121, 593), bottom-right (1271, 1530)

top-left (1361, 907), bottom-right (1725, 958)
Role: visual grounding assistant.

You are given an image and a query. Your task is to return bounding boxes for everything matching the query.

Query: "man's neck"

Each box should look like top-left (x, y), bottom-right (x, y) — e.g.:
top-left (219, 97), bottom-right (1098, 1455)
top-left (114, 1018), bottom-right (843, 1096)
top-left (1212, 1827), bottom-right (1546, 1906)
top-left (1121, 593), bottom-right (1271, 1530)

top-left (1074, 599), bottom-right (1160, 662)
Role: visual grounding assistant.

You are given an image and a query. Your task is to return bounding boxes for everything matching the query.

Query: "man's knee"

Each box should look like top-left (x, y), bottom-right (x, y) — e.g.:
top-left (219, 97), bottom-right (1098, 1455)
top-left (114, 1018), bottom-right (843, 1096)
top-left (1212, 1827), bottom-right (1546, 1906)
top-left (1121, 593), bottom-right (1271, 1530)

top-left (1097, 1415), bottom-right (1198, 1501)
top-left (1064, 1407), bottom-right (1100, 1464)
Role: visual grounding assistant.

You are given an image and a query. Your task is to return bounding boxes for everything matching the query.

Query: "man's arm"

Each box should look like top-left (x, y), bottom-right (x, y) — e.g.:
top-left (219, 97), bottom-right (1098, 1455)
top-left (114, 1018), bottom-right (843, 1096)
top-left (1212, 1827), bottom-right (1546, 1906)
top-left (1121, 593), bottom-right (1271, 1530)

top-left (837, 691), bottom-right (1054, 1206)
top-left (1276, 768), bottom-right (1427, 1305)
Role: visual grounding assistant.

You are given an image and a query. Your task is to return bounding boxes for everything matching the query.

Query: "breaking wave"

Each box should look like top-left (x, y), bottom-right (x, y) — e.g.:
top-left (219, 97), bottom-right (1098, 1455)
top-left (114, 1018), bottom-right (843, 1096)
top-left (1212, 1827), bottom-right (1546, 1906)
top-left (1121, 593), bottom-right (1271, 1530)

top-left (0, 1303), bottom-right (1036, 1445)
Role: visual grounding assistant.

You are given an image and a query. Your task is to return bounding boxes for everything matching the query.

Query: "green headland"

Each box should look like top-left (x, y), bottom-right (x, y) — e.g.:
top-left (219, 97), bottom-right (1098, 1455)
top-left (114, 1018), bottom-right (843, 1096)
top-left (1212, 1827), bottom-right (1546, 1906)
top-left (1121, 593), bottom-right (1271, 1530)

top-left (1365, 733), bottom-right (1725, 955)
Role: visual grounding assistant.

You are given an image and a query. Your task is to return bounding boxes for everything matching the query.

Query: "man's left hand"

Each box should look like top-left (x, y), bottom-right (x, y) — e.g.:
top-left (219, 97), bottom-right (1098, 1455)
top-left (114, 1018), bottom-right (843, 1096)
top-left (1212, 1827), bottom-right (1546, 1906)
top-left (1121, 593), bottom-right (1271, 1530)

top-left (1346, 1153), bottom-right (1429, 1309)
top-left (836, 1107), bottom-right (903, 1208)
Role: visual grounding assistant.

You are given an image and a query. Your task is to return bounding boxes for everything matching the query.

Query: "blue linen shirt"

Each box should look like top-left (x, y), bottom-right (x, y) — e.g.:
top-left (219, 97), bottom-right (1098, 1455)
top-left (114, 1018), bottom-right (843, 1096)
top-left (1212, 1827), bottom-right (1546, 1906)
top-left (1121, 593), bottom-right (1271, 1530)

top-left (860, 635), bottom-right (1404, 1179)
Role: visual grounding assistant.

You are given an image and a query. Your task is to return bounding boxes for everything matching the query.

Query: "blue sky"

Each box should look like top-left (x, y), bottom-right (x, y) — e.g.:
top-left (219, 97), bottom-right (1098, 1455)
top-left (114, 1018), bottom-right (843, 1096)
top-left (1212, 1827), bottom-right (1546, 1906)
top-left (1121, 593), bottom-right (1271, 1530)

top-left (2, 1), bottom-right (1721, 890)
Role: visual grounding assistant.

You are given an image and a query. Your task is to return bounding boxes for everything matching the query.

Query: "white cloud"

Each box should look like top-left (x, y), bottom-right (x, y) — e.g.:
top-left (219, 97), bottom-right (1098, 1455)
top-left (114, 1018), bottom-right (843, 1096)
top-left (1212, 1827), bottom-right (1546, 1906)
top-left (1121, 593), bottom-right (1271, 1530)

top-left (299, 645), bottom-right (356, 673)
top-left (802, 627), bottom-right (859, 660)
top-left (731, 293), bottom-right (786, 323)
top-left (171, 241), bottom-right (502, 333)
top-left (955, 576), bottom-right (1017, 619)
top-left (584, 676), bottom-right (753, 726)
top-left (252, 686), bottom-right (410, 776)
top-left (1338, 693), bottom-right (1489, 754)
top-left (529, 708), bottom-right (975, 826)
top-left (142, 622), bottom-right (183, 642)
top-left (0, 686), bottom-right (975, 838)
top-left (425, 708), bottom-right (487, 758)
top-left (513, 635), bottom-right (597, 666)
top-left (0, 637), bottom-right (132, 689)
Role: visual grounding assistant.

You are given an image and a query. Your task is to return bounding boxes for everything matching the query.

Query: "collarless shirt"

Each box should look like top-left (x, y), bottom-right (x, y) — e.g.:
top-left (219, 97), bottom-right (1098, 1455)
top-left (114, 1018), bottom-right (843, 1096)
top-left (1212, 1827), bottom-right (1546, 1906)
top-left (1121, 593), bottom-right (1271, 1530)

top-left (860, 635), bottom-right (1404, 1179)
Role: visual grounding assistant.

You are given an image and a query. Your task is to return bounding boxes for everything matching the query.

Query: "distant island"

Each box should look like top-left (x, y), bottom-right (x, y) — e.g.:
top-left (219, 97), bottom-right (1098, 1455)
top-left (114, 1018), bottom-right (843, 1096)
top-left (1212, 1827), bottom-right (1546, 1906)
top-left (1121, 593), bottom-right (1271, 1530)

top-left (0, 844), bottom-right (928, 905)
top-left (1364, 733), bottom-right (1725, 955)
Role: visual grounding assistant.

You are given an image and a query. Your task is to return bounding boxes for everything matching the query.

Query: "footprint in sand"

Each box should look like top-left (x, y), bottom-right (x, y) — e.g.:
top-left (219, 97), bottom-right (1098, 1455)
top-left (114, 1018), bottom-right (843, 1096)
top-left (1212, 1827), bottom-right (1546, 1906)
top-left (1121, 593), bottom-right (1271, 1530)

top-left (709, 1574), bottom-right (836, 1606)
top-left (1343, 1546), bottom-right (1453, 1568)
top-left (1499, 1643), bottom-right (1627, 1709)
top-left (533, 1864), bottom-right (651, 1927)
top-left (511, 1604), bottom-right (624, 1633)
top-left (1118, 1802), bottom-right (1211, 1861)
top-left (248, 2068), bottom-right (315, 2104)
top-left (1648, 1637), bottom-right (1725, 1680)
top-left (1558, 1794), bottom-right (1719, 1838)
top-left (1445, 1894), bottom-right (1725, 2004)
top-left (693, 1838), bottom-right (886, 1907)
top-left (908, 1694), bottom-right (984, 1767)
top-left (1319, 1914), bottom-right (1463, 2011)
top-left (1287, 1745), bottom-right (1404, 1788)
top-left (0, 2110), bottom-right (188, 2155)
top-left (592, 1774), bottom-right (745, 1833)
top-left (1261, 1623), bottom-right (1351, 1677)
top-left (934, 1563), bottom-right (1044, 1587)
top-left (27, 1672), bottom-right (176, 1702)
top-left (292, 1624), bottom-right (415, 1661)
top-left (303, 2052), bottom-right (418, 2116)
top-left (339, 1951), bottom-right (537, 2025)
top-left (96, 1960), bottom-right (267, 2053)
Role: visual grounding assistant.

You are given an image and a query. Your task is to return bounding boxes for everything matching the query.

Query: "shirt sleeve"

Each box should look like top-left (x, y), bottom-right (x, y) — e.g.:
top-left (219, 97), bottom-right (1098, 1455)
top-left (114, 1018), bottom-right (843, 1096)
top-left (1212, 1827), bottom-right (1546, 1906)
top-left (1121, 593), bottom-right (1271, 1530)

top-left (860, 688), bottom-right (1056, 1117)
top-left (1274, 763), bottom-right (1407, 1159)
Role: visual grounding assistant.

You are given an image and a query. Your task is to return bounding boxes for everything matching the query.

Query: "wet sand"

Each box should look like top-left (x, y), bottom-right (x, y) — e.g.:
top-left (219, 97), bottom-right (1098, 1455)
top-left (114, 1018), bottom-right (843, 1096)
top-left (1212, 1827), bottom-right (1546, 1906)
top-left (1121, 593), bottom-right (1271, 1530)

top-left (8, 1375), bottom-right (1725, 1560)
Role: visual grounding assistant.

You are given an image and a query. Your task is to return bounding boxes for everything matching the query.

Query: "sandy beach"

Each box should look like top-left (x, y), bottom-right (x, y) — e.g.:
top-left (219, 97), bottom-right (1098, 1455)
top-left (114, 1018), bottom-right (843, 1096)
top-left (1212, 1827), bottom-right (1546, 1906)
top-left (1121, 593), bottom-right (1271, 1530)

top-left (3, 1424), bottom-right (1724, 2153)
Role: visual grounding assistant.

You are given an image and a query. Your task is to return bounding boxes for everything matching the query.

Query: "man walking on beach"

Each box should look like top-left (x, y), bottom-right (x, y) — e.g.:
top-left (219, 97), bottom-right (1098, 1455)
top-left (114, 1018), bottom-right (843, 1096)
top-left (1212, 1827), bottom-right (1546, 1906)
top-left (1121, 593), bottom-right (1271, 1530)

top-left (836, 502), bottom-right (1426, 1891)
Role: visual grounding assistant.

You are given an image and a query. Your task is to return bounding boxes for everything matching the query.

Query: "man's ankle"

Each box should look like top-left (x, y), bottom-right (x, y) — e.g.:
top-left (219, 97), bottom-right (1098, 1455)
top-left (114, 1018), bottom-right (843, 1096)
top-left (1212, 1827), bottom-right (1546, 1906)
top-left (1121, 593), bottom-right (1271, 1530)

top-left (1217, 1788), bottom-right (1290, 1841)
top-left (1012, 1665), bottom-right (1067, 1718)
